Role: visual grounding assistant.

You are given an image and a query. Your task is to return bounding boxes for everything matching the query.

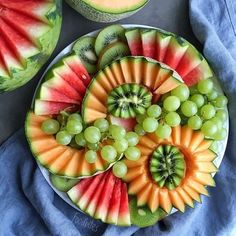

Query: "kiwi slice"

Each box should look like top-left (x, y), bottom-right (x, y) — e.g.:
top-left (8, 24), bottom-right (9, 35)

top-left (129, 197), bottom-right (167, 227)
top-left (72, 36), bottom-right (98, 74)
top-left (150, 145), bottom-right (186, 190)
top-left (98, 41), bottom-right (130, 69)
top-left (50, 174), bottom-right (79, 192)
top-left (95, 25), bottom-right (126, 56)
top-left (107, 83), bottom-right (152, 118)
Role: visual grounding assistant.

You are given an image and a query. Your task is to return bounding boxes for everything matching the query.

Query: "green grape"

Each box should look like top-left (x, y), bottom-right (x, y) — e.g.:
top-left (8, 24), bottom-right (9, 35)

top-left (187, 116), bottom-right (202, 130)
top-left (181, 101), bottom-right (198, 117)
top-left (213, 128), bottom-right (227, 141)
top-left (214, 95), bottom-right (228, 108)
top-left (210, 117), bottom-right (223, 130)
top-left (165, 112), bottom-right (181, 127)
top-left (147, 105), bottom-right (162, 118)
top-left (41, 119), bottom-right (60, 134)
top-left (75, 133), bottom-right (86, 147)
top-left (161, 92), bottom-right (171, 101)
top-left (125, 132), bottom-right (139, 146)
top-left (155, 124), bottom-right (172, 139)
top-left (190, 94), bottom-right (205, 108)
top-left (84, 126), bottom-right (101, 143)
top-left (113, 138), bottom-right (129, 153)
top-left (207, 90), bottom-right (218, 101)
top-left (201, 121), bottom-right (218, 137)
top-left (142, 117), bottom-right (158, 133)
top-left (109, 125), bottom-right (126, 140)
top-left (85, 150), bottom-right (97, 163)
top-left (56, 131), bottom-right (72, 145)
top-left (197, 79), bottom-right (214, 94)
top-left (134, 124), bottom-right (146, 136)
top-left (112, 161), bottom-right (127, 178)
top-left (136, 114), bottom-right (146, 124)
top-left (68, 113), bottom-right (82, 122)
top-left (171, 84), bottom-right (190, 102)
top-left (216, 109), bottom-right (227, 121)
top-left (57, 114), bottom-right (68, 126)
top-left (200, 104), bottom-right (216, 120)
top-left (163, 96), bottom-right (181, 112)
top-left (124, 147), bottom-right (141, 161)
top-left (94, 118), bottom-right (109, 132)
top-left (66, 120), bottom-right (83, 135)
top-left (101, 145), bottom-right (117, 163)
top-left (87, 142), bottom-right (99, 151)
top-left (189, 86), bottom-right (198, 95)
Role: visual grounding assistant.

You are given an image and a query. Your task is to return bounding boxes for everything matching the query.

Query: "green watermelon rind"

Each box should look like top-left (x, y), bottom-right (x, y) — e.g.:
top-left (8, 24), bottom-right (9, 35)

top-left (65, 0), bottom-right (149, 23)
top-left (0, 0), bottom-right (62, 93)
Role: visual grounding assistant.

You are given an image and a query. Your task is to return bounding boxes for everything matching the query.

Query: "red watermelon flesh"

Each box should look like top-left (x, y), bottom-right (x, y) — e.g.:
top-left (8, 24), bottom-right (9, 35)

top-left (39, 85), bottom-right (80, 104)
top-left (76, 172), bottom-right (105, 211)
top-left (43, 76), bottom-right (82, 102)
top-left (63, 55), bottom-right (91, 86)
top-left (163, 37), bottom-right (189, 70)
top-left (141, 30), bottom-right (156, 59)
top-left (85, 171), bottom-right (110, 216)
top-left (94, 170), bottom-right (116, 221)
top-left (155, 32), bottom-right (172, 62)
top-left (67, 176), bottom-right (94, 203)
top-left (108, 115), bottom-right (136, 132)
top-left (125, 29), bottom-right (143, 56)
top-left (118, 182), bottom-right (131, 226)
top-left (0, 0), bottom-right (50, 62)
top-left (107, 178), bottom-right (121, 225)
top-left (53, 65), bottom-right (87, 97)
top-left (34, 100), bottom-right (79, 116)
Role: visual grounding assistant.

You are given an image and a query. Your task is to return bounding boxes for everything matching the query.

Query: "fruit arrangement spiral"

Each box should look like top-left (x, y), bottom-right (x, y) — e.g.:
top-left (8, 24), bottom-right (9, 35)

top-left (25, 25), bottom-right (228, 227)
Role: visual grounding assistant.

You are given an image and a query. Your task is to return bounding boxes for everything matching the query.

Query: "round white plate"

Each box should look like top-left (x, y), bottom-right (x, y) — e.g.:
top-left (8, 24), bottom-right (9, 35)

top-left (31, 24), bottom-right (229, 215)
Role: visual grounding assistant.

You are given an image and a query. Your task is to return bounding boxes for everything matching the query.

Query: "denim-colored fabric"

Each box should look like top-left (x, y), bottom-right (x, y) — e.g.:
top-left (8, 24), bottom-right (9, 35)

top-left (0, 0), bottom-right (236, 235)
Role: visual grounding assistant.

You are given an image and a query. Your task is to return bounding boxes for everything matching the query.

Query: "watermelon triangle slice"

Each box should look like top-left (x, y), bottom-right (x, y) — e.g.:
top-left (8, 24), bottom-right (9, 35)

top-left (34, 54), bottom-right (91, 116)
top-left (125, 28), bottom-right (213, 86)
top-left (67, 170), bottom-right (131, 226)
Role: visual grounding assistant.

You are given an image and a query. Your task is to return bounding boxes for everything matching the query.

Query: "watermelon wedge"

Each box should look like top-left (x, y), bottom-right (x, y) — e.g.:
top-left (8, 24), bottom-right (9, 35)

top-left (67, 170), bottom-right (131, 226)
top-left (125, 28), bottom-right (213, 86)
top-left (0, 0), bottom-right (62, 92)
top-left (125, 29), bottom-right (143, 56)
top-left (34, 54), bottom-right (91, 116)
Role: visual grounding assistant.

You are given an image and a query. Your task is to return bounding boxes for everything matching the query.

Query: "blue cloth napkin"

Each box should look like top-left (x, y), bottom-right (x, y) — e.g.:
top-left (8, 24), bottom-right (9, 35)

top-left (1, 0), bottom-right (236, 235)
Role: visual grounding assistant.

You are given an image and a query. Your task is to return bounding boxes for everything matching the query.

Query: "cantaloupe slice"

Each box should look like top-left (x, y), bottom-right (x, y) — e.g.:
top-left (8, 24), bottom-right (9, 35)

top-left (123, 126), bottom-right (217, 213)
top-left (83, 56), bottom-right (183, 124)
top-left (25, 111), bottom-right (113, 178)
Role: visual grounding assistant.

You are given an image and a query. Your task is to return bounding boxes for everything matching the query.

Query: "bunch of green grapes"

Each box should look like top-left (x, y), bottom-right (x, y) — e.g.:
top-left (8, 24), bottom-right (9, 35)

top-left (135, 79), bottom-right (228, 142)
top-left (41, 111), bottom-right (141, 179)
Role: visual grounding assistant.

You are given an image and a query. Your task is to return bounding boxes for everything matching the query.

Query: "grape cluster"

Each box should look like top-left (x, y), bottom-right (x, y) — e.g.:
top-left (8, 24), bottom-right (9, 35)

top-left (41, 112), bottom-right (141, 178)
top-left (134, 79), bottom-right (228, 141)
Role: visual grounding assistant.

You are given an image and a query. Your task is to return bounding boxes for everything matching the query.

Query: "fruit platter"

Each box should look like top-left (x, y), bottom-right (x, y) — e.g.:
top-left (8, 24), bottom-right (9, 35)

top-left (25, 24), bottom-right (229, 227)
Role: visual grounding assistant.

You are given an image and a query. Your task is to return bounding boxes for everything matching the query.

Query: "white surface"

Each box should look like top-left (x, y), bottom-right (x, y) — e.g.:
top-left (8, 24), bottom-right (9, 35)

top-left (32, 24), bottom-right (229, 215)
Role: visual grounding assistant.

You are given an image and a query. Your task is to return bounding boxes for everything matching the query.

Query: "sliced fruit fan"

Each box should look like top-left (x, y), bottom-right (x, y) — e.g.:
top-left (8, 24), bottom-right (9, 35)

top-left (25, 25), bottom-right (229, 227)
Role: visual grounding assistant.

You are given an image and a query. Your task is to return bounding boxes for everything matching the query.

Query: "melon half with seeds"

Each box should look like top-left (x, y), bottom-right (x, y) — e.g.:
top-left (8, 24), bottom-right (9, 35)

top-left (65, 0), bottom-right (149, 23)
top-left (0, 0), bottom-right (62, 92)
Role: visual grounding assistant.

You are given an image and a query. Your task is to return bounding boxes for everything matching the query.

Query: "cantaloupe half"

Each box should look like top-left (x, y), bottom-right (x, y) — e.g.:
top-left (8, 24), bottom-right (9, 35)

top-left (25, 111), bottom-right (114, 178)
top-left (123, 126), bottom-right (217, 213)
top-left (65, 0), bottom-right (148, 23)
top-left (82, 56), bottom-right (183, 124)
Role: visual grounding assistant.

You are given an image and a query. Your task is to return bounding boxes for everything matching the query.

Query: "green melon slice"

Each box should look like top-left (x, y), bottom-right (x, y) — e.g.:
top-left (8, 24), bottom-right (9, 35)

top-left (125, 28), bottom-right (213, 86)
top-left (67, 170), bottom-right (131, 226)
top-left (82, 56), bottom-right (183, 124)
top-left (0, 0), bottom-right (62, 92)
